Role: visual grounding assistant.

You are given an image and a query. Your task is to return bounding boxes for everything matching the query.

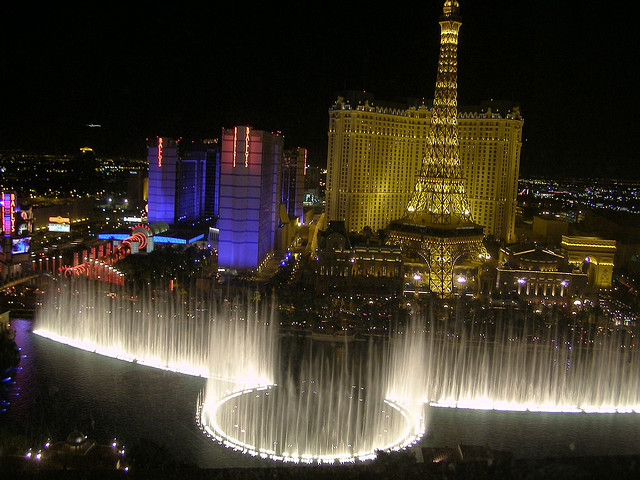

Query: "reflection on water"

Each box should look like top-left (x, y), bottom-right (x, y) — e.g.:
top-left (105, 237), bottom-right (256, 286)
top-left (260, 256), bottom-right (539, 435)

top-left (423, 406), bottom-right (640, 459)
top-left (5, 319), bottom-right (262, 468)
top-left (4, 319), bottom-right (640, 466)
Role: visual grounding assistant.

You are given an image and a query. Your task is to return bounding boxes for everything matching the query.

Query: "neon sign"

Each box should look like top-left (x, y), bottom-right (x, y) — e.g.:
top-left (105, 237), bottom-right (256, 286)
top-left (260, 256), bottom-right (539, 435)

top-left (244, 127), bottom-right (250, 168)
top-left (49, 216), bottom-right (70, 224)
top-left (157, 137), bottom-right (163, 168)
top-left (303, 148), bottom-right (308, 175)
top-left (232, 127), bottom-right (250, 168)
top-left (2, 192), bottom-right (16, 234)
top-left (233, 127), bottom-right (238, 168)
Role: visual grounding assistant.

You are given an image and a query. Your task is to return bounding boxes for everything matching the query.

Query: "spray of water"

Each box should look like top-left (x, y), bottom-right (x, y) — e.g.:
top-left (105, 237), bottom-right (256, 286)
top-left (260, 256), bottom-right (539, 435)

top-left (35, 279), bottom-right (640, 465)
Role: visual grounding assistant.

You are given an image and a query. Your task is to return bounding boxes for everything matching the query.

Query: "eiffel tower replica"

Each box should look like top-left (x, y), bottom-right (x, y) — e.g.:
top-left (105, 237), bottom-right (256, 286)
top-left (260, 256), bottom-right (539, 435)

top-left (388, 0), bottom-right (487, 297)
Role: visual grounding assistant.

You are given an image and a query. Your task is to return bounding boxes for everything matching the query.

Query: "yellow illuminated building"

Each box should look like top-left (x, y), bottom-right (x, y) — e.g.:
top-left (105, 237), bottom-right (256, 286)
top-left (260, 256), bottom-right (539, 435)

top-left (325, 97), bottom-right (523, 242)
top-left (561, 235), bottom-right (616, 288)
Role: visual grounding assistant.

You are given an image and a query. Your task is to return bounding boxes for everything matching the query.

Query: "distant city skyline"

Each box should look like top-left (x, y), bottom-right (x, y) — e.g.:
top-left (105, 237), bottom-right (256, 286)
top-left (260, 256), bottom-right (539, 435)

top-left (2, 2), bottom-right (637, 178)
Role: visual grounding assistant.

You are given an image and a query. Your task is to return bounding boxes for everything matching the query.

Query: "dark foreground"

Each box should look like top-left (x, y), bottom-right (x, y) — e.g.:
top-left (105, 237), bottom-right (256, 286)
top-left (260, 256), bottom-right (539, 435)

top-left (3, 454), bottom-right (640, 480)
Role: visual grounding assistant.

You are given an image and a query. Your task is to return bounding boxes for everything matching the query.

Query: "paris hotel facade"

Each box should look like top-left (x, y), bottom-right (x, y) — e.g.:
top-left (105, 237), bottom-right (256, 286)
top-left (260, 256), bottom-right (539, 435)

top-left (325, 93), bottom-right (523, 243)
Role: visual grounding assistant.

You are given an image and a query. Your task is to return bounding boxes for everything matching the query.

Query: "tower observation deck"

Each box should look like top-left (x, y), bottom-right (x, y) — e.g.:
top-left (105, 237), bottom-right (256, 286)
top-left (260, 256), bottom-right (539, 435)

top-left (388, 0), bottom-right (488, 296)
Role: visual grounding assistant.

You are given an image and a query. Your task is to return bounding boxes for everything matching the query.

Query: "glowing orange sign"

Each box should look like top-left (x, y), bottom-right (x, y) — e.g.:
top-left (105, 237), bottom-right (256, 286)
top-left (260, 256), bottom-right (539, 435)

top-left (157, 137), bottom-right (163, 168)
top-left (244, 127), bottom-right (250, 168)
top-left (48, 216), bottom-right (71, 224)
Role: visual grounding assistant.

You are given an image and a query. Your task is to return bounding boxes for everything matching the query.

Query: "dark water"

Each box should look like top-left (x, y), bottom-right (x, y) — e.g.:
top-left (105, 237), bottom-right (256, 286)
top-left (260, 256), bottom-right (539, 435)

top-left (4, 319), bottom-right (640, 467)
top-left (3, 319), bottom-right (262, 468)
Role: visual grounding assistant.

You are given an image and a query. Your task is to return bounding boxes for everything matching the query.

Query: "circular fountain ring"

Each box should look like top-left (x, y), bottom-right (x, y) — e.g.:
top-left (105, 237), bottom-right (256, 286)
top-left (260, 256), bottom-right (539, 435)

top-left (197, 384), bottom-right (425, 464)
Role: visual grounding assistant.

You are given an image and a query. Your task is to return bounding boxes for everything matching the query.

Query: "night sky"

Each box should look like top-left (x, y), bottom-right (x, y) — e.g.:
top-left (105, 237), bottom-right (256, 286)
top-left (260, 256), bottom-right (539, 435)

top-left (2, 2), bottom-right (638, 178)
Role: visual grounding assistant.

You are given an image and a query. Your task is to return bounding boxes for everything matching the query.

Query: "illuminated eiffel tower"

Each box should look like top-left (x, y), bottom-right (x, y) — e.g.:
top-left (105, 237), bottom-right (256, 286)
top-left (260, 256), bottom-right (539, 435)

top-left (388, 0), bottom-right (487, 297)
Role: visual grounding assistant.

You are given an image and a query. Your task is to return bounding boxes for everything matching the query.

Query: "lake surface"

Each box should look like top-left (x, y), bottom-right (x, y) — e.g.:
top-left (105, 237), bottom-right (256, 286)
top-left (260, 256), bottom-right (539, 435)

top-left (4, 319), bottom-right (640, 467)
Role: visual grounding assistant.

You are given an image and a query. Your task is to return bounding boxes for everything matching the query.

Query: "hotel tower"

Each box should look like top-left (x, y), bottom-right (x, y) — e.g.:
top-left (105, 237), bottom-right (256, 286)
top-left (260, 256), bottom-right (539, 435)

top-left (325, 7), bottom-right (523, 244)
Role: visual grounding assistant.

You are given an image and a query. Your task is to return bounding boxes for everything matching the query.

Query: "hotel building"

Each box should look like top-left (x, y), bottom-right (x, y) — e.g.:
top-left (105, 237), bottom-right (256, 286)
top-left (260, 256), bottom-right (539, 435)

top-left (146, 137), bottom-right (217, 225)
top-left (281, 147), bottom-right (306, 219)
top-left (325, 94), bottom-right (523, 243)
top-left (496, 245), bottom-right (588, 303)
top-left (217, 126), bottom-right (283, 270)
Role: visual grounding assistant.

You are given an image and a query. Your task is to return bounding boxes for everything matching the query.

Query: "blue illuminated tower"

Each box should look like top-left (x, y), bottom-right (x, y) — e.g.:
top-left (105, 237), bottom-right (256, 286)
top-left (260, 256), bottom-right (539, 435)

top-left (147, 137), bottom-right (179, 224)
top-left (146, 137), bottom-right (216, 225)
top-left (217, 126), bottom-right (283, 270)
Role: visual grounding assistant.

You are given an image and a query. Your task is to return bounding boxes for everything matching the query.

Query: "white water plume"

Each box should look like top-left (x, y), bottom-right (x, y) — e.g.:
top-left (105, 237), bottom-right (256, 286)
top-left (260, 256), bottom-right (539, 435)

top-left (34, 278), bottom-right (640, 466)
top-left (387, 312), bottom-right (640, 413)
top-left (34, 279), bottom-right (275, 383)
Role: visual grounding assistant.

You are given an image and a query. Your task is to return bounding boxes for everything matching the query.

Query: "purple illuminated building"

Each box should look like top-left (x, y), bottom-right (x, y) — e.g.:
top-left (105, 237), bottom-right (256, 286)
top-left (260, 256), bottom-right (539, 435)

top-left (217, 126), bottom-right (283, 270)
top-left (146, 137), bottom-right (219, 225)
top-left (147, 137), bottom-right (178, 224)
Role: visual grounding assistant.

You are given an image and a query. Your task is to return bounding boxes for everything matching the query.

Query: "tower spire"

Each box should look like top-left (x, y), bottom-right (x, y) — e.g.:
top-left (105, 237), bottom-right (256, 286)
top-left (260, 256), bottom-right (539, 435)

top-left (442, 0), bottom-right (460, 18)
top-left (406, 0), bottom-right (470, 225)
top-left (387, 0), bottom-right (487, 297)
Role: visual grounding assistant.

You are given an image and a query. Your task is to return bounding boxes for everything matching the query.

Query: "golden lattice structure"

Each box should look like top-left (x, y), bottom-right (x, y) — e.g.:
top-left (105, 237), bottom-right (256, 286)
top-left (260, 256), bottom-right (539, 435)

top-left (388, 0), bottom-right (487, 296)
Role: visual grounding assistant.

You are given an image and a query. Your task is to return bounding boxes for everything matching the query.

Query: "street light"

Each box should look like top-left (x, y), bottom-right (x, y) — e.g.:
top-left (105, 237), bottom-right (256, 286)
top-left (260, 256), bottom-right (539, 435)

top-left (456, 275), bottom-right (466, 295)
top-left (413, 273), bottom-right (421, 297)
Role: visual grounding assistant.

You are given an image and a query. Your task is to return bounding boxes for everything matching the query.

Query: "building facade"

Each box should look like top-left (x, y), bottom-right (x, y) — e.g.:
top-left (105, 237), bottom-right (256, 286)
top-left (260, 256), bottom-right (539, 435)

top-left (561, 235), bottom-right (616, 288)
top-left (281, 147), bottom-right (306, 220)
top-left (182, 139), bottom-right (220, 220)
top-left (147, 137), bottom-right (179, 224)
top-left (496, 246), bottom-right (588, 303)
top-left (1, 191), bottom-right (33, 277)
top-left (146, 137), bottom-right (217, 225)
top-left (325, 94), bottom-right (523, 242)
top-left (217, 126), bottom-right (283, 269)
top-left (314, 222), bottom-right (404, 297)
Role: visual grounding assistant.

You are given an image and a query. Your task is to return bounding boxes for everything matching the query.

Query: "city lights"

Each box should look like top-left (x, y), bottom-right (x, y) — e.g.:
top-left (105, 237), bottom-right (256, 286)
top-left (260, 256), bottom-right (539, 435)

top-left (2, 0), bottom-right (640, 474)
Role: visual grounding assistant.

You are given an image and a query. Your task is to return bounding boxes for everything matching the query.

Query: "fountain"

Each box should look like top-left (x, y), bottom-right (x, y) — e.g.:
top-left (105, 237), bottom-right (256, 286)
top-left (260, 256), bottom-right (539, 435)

top-left (198, 337), bottom-right (425, 463)
top-left (33, 279), bottom-right (273, 380)
top-left (34, 279), bottom-right (640, 465)
top-left (34, 279), bottom-right (424, 463)
top-left (389, 310), bottom-right (640, 414)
